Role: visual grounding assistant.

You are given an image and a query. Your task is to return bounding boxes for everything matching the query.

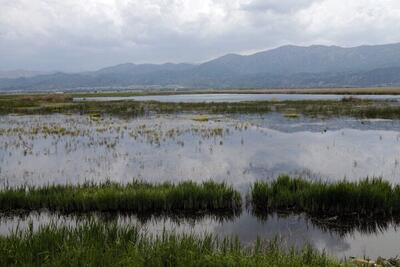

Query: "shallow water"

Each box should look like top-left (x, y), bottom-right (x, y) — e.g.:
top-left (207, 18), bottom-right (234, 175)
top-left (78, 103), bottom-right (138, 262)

top-left (1, 211), bottom-right (400, 259)
top-left (2, 113), bottom-right (400, 188)
top-left (74, 93), bottom-right (400, 102)
top-left (1, 113), bottom-right (400, 258)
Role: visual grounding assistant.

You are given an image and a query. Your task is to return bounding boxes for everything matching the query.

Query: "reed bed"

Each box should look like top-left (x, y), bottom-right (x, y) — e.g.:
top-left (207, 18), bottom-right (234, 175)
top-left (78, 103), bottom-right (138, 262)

top-left (251, 176), bottom-right (400, 217)
top-left (0, 221), bottom-right (347, 267)
top-left (0, 181), bottom-right (242, 214)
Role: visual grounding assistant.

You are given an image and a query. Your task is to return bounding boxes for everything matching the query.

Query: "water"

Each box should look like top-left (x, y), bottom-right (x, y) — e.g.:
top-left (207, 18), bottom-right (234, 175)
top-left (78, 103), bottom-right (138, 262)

top-left (2, 114), bottom-right (400, 187)
top-left (74, 93), bottom-right (400, 103)
top-left (2, 113), bottom-right (400, 258)
top-left (1, 211), bottom-right (400, 259)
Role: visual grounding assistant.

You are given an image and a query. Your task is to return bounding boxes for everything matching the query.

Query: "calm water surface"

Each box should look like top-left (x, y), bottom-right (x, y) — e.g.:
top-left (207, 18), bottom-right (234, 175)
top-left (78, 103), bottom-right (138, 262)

top-left (2, 114), bottom-right (400, 187)
top-left (74, 93), bottom-right (400, 103)
top-left (1, 113), bottom-right (400, 258)
top-left (1, 211), bottom-right (400, 260)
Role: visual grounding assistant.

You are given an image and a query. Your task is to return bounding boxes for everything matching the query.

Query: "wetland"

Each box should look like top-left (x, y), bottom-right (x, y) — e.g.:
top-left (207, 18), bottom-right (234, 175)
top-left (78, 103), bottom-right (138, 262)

top-left (2, 92), bottom-right (400, 265)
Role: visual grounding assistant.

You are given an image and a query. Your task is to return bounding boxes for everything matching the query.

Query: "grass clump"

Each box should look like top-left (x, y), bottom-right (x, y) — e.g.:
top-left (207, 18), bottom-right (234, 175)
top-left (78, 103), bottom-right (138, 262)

top-left (0, 180), bottom-right (241, 215)
top-left (283, 113), bottom-right (300, 118)
top-left (251, 176), bottom-right (400, 218)
top-left (0, 222), bottom-right (347, 267)
top-left (192, 114), bottom-right (209, 122)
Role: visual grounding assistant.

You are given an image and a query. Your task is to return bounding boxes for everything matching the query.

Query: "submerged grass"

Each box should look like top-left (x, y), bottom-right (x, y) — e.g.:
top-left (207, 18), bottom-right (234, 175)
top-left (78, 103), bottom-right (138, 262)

top-left (0, 221), bottom-right (348, 267)
top-left (251, 176), bottom-right (400, 218)
top-left (0, 180), bottom-right (241, 215)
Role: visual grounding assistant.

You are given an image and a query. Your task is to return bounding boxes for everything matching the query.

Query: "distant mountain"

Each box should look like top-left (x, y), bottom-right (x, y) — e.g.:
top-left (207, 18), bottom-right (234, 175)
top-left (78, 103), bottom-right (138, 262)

top-left (0, 69), bottom-right (51, 79)
top-left (93, 63), bottom-right (194, 75)
top-left (203, 43), bottom-right (400, 75)
top-left (2, 43), bottom-right (400, 91)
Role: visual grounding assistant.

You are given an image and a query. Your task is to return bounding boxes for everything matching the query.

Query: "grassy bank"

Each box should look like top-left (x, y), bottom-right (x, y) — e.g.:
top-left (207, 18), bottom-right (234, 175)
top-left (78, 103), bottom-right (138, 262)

top-left (0, 181), bottom-right (241, 215)
top-left (0, 222), bottom-right (348, 267)
top-left (0, 94), bottom-right (272, 116)
top-left (251, 176), bottom-right (400, 218)
top-left (2, 93), bottom-right (400, 119)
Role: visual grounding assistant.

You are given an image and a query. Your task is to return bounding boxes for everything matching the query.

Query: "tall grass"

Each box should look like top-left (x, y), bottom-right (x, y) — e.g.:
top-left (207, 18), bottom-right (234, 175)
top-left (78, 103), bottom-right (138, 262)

top-left (0, 180), bottom-right (242, 215)
top-left (0, 221), bottom-right (347, 267)
top-left (251, 176), bottom-right (400, 217)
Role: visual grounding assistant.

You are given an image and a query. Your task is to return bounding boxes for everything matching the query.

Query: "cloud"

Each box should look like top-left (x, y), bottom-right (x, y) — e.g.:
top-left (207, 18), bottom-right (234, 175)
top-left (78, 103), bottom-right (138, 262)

top-left (296, 0), bottom-right (400, 45)
top-left (241, 0), bottom-right (318, 14)
top-left (0, 0), bottom-right (400, 71)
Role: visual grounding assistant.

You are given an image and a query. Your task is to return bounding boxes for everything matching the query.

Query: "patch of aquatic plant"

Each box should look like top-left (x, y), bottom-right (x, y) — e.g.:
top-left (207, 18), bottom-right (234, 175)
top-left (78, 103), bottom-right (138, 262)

top-left (128, 124), bottom-right (228, 145)
top-left (0, 221), bottom-right (348, 267)
top-left (192, 114), bottom-right (209, 122)
top-left (279, 99), bottom-right (400, 119)
top-left (0, 125), bottom-right (82, 136)
top-left (0, 180), bottom-right (242, 214)
top-left (251, 175), bottom-right (400, 218)
top-left (283, 113), bottom-right (300, 118)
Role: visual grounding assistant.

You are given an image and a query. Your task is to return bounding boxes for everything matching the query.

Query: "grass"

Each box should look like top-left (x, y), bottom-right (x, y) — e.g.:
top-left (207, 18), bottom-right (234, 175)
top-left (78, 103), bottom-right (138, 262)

top-left (0, 94), bottom-right (272, 116)
top-left (283, 113), bottom-right (300, 118)
top-left (192, 114), bottom-right (209, 122)
top-left (251, 176), bottom-right (400, 218)
top-left (3, 93), bottom-right (400, 119)
top-left (0, 180), bottom-right (242, 215)
top-left (0, 221), bottom-right (349, 267)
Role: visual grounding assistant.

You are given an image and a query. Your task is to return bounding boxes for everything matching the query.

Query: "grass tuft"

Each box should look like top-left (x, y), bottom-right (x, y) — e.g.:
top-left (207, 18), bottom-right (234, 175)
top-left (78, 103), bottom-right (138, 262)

top-left (0, 180), bottom-right (242, 215)
top-left (251, 175), bottom-right (400, 218)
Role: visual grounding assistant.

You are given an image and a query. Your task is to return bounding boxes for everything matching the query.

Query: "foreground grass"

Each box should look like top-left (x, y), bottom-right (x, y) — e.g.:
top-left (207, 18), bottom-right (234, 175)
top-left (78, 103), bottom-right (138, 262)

top-left (251, 176), bottom-right (400, 218)
top-left (0, 222), bottom-right (348, 267)
top-left (0, 181), bottom-right (241, 215)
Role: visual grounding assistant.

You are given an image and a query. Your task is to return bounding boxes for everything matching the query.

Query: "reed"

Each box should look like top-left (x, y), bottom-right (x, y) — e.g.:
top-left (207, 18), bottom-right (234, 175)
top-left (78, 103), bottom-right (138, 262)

top-left (0, 180), bottom-right (242, 215)
top-left (251, 176), bottom-right (400, 217)
top-left (0, 221), bottom-right (347, 267)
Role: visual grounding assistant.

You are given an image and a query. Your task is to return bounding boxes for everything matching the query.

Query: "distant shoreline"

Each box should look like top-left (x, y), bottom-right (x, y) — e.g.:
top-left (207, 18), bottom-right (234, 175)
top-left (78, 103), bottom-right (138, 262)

top-left (4, 87), bottom-right (400, 96)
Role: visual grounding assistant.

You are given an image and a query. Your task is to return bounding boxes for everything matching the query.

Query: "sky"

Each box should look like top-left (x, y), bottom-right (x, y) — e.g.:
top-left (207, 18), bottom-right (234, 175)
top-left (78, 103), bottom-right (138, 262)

top-left (1, 0), bottom-right (400, 72)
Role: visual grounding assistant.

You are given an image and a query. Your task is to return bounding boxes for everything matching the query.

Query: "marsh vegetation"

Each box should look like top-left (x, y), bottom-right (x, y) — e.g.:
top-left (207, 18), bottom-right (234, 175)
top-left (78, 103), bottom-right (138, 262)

top-left (0, 181), bottom-right (241, 215)
top-left (0, 221), bottom-right (348, 267)
top-left (251, 176), bottom-right (400, 218)
top-left (2, 92), bottom-right (400, 262)
top-left (2, 92), bottom-right (400, 119)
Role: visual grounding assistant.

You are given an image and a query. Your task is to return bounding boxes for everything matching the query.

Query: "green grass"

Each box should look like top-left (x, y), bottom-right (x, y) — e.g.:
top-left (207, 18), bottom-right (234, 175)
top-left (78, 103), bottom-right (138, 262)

top-left (0, 94), bottom-right (272, 116)
top-left (3, 93), bottom-right (400, 119)
top-left (0, 180), bottom-right (242, 215)
top-left (251, 176), bottom-right (400, 218)
top-left (0, 221), bottom-right (349, 267)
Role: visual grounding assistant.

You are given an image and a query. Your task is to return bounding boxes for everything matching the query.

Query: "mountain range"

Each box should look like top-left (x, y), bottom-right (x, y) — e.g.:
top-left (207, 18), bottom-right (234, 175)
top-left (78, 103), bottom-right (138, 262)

top-left (0, 70), bottom-right (52, 79)
top-left (2, 43), bottom-right (400, 91)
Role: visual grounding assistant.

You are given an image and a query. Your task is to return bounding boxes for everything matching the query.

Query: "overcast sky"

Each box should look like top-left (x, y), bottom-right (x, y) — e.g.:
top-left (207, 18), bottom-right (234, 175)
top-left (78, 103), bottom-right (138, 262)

top-left (1, 0), bottom-right (400, 72)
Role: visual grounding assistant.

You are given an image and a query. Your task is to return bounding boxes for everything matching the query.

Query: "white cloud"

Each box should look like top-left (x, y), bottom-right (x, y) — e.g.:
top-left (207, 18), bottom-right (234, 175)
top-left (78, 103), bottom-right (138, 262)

top-left (0, 0), bottom-right (400, 71)
top-left (297, 0), bottom-right (400, 45)
top-left (241, 0), bottom-right (318, 14)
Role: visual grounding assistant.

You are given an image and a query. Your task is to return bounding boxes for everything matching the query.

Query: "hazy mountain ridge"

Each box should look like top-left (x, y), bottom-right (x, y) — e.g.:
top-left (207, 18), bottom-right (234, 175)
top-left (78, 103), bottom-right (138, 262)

top-left (2, 43), bottom-right (400, 91)
top-left (0, 70), bottom-right (52, 79)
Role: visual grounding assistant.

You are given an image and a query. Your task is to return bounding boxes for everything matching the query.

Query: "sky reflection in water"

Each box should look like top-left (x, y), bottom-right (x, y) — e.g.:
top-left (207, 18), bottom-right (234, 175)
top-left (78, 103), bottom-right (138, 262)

top-left (1, 113), bottom-right (400, 259)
